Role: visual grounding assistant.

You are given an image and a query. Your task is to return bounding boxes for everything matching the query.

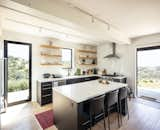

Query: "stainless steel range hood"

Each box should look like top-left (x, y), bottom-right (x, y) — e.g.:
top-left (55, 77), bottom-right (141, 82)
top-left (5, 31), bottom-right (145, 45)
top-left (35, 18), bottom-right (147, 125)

top-left (104, 42), bottom-right (120, 59)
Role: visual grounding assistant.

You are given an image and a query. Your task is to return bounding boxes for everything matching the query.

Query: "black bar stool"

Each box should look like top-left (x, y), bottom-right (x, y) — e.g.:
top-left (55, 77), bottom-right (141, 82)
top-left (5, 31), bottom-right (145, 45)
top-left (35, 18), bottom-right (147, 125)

top-left (105, 90), bottom-right (120, 130)
top-left (81, 95), bottom-right (106, 130)
top-left (90, 94), bottom-right (106, 130)
top-left (118, 87), bottom-right (129, 125)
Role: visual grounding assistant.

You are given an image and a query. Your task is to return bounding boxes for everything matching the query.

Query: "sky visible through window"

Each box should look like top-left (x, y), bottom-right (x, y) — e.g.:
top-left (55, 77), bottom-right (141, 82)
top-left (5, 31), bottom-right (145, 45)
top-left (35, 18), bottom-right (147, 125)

top-left (8, 43), bottom-right (29, 60)
top-left (138, 49), bottom-right (160, 67)
top-left (62, 48), bottom-right (72, 68)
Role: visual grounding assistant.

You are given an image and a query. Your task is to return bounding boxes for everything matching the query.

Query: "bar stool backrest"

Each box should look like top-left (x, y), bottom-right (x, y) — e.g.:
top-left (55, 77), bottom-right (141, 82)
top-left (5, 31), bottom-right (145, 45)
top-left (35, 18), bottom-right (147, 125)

top-left (118, 87), bottom-right (128, 101)
top-left (90, 95), bottom-right (105, 116)
top-left (105, 90), bottom-right (119, 107)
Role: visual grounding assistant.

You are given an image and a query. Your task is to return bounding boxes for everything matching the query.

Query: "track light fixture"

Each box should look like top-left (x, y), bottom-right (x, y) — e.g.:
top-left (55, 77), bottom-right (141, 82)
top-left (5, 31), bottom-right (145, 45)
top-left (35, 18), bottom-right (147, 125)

top-left (91, 16), bottom-right (94, 23)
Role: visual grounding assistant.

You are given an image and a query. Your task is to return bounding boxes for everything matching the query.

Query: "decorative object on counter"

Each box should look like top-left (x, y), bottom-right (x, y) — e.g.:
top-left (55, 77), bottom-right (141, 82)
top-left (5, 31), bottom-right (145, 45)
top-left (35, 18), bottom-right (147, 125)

top-left (93, 68), bottom-right (98, 74)
top-left (75, 68), bottom-right (81, 75)
top-left (102, 69), bottom-right (107, 75)
top-left (99, 78), bottom-right (110, 84)
top-left (82, 70), bottom-right (86, 75)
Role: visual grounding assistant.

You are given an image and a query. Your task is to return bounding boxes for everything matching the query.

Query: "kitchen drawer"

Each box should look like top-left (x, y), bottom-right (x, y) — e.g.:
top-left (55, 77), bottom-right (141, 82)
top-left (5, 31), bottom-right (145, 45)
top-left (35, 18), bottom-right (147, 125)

top-left (41, 95), bottom-right (52, 105)
top-left (41, 82), bottom-right (52, 88)
top-left (42, 88), bottom-right (52, 95)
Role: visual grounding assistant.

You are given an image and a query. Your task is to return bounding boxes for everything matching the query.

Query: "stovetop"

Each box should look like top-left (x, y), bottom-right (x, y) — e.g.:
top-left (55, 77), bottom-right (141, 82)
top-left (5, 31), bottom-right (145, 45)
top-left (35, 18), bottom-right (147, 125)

top-left (102, 74), bottom-right (119, 77)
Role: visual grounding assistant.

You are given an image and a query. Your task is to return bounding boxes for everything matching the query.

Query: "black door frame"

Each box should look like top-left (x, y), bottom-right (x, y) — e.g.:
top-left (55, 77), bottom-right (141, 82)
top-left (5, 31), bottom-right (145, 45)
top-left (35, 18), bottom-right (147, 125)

top-left (4, 40), bottom-right (32, 106)
top-left (136, 45), bottom-right (160, 97)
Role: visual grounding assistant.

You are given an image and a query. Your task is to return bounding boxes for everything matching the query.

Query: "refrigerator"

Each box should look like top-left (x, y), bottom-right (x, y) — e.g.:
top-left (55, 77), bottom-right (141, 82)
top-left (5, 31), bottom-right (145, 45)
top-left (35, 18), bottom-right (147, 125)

top-left (0, 58), bottom-right (7, 114)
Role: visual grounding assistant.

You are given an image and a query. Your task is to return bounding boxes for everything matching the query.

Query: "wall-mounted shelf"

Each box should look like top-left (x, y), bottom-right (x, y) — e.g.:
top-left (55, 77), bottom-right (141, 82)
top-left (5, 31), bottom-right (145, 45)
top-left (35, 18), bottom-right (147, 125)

top-left (40, 63), bottom-right (63, 66)
top-left (40, 45), bottom-right (62, 49)
top-left (79, 64), bottom-right (97, 66)
top-left (40, 44), bottom-right (63, 66)
top-left (79, 56), bottom-right (97, 59)
top-left (41, 54), bottom-right (62, 58)
top-left (78, 49), bottom-right (97, 54)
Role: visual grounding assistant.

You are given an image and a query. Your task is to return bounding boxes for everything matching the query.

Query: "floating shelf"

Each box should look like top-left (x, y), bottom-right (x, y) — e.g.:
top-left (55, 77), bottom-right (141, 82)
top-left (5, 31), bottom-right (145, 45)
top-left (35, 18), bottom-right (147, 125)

top-left (79, 56), bottom-right (97, 59)
top-left (78, 49), bottom-right (97, 54)
top-left (79, 64), bottom-right (97, 66)
top-left (41, 54), bottom-right (62, 58)
top-left (40, 63), bottom-right (63, 66)
top-left (40, 45), bottom-right (62, 49)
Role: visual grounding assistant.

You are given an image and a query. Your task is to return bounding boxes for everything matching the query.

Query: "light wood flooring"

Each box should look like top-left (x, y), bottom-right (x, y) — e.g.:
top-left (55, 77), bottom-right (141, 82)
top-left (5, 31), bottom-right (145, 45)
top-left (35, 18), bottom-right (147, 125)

top-left (1, 98), bottom-right (160, 130)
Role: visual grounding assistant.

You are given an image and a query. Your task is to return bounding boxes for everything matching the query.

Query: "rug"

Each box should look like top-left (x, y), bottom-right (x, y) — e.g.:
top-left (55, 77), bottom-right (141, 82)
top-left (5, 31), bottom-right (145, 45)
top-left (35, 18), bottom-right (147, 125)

top-left (35, 109), bottom-right (54, 130)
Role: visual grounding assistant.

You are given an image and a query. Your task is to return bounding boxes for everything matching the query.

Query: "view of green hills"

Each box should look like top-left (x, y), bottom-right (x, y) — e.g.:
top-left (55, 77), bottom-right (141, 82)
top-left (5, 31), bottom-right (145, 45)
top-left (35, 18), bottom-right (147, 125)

top-left (138, 66), bottom-right (160, 89)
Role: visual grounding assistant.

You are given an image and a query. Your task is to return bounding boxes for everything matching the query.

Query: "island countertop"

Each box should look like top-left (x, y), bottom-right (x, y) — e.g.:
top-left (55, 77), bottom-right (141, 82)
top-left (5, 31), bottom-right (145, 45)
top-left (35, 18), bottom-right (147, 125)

top-left (53, 80), bottom-right (128, 103)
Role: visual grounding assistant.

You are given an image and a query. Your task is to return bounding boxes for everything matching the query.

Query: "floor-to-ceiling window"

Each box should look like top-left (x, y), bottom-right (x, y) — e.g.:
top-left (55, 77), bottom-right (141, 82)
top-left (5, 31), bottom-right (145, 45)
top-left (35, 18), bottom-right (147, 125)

top-left (4, 40), bottom-right (32, 106)
top-left (137, 46), bottom-right (160, 102)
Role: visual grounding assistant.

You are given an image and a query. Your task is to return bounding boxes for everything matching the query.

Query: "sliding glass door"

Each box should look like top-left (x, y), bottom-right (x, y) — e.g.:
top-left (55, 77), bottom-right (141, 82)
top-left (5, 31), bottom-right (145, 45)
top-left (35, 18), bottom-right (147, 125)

top-left (4, 41), bottom-right (32, 106)
top-left (137, 46), bottom-right (160, 102)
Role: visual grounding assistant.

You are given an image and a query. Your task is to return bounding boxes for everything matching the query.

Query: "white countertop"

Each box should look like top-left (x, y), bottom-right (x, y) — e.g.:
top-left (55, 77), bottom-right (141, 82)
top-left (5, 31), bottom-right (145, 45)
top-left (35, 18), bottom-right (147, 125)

top-left (53, 80), bottom-right (128, 103)
top-left (38, 74), bottom-right (126, 82)
top-left (37, 74), bottom-right (100, 82)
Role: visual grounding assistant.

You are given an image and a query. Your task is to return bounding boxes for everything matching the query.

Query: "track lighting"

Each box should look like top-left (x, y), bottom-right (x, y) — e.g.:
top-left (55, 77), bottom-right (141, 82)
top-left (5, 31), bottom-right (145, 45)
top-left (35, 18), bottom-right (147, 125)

top-left (91, 16), bottom-right (94, 23)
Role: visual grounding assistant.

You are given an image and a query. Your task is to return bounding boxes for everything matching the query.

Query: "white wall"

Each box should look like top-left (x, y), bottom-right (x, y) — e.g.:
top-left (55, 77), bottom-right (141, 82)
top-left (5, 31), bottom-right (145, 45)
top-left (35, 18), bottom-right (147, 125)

top-left (1, 30), bottom-right (96, 101)
top-left (97, 34), bottom-right (160, 96)
top-left (97, 43), bottom-right (133, 92)
top-left (130, 34), bottom-right (160, 96)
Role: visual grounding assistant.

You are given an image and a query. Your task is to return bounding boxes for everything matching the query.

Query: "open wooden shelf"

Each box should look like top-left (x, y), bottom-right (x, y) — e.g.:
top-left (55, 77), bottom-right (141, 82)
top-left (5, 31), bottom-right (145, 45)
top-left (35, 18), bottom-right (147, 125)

top-left (79, 64), bottom-right (97, 66)
top-left (40, 45), bottom-right (62, 49)
top-left (79, 56), bottom-right (97, 59)
top-left (41, 54), bottom-right (62, 58)
top-left (40, 63), bottom-right (63, 66)
top-left (78, 49), bottom-right (97, 54)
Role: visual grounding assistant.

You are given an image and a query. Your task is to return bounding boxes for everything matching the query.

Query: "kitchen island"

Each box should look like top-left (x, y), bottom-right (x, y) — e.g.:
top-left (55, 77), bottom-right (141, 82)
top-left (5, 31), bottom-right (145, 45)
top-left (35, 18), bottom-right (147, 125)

top-left (53, 80), bottom-right (128, 130)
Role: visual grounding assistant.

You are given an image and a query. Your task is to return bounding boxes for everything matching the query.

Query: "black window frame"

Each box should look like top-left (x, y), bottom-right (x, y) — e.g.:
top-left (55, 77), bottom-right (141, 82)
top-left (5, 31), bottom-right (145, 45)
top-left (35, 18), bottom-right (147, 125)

top-left (4, 40), bottom-right (32, 106)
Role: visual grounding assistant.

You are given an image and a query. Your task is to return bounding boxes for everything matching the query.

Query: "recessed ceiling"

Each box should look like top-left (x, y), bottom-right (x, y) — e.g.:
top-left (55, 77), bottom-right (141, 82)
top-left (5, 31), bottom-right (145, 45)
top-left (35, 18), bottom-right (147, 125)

top-left (63, 0), bottom-right (160, 38)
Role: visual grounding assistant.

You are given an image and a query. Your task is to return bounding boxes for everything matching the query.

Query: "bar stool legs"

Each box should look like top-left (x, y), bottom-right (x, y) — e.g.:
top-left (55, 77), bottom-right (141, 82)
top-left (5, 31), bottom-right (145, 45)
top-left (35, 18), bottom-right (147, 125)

top-left (103, 107), bottom-right (107, 130)
top-left (116, 103), bottom-right (121, 128)
top-left (107, 110), bottom-right (110, 130)
top-left (126, 99), bottom-right (129, 120)
top-left (119, 98), bottom-right (129, 126)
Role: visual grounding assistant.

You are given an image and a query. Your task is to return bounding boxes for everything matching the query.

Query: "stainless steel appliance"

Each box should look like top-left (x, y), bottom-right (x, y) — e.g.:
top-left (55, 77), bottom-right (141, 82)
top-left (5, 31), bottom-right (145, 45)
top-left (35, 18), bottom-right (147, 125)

top-left (0, 58), bottom-right (7, 114)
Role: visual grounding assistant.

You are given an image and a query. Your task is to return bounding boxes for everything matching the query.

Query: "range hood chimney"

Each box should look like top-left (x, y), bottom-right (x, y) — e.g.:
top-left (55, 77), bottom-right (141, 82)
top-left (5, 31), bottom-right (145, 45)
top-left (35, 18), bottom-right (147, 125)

top-left (104, 42), bottom-right (120, 59)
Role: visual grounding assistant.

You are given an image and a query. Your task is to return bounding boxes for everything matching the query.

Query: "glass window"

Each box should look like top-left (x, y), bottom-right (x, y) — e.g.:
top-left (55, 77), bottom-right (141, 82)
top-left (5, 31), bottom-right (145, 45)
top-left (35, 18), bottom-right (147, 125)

top-left (62, 48), bottom-right (72, 69)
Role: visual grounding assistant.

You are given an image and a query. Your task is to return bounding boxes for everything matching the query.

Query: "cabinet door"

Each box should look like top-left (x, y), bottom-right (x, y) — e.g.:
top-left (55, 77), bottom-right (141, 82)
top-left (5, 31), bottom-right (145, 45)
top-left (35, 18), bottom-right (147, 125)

top-left (41, 82), bottom-right (52, 88)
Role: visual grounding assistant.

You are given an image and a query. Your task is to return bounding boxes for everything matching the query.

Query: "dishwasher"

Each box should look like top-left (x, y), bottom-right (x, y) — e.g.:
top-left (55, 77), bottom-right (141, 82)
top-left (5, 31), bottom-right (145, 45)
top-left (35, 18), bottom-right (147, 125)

top-left (53, 80), bottom-right (66, 87)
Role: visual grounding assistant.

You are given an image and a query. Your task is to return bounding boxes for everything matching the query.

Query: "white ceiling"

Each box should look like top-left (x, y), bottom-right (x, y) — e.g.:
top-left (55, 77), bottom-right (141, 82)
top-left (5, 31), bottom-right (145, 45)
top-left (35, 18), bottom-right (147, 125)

top-left (0, 0), bottom-right (131, 44)
top-left (63, 0), bottom-right (160, 38)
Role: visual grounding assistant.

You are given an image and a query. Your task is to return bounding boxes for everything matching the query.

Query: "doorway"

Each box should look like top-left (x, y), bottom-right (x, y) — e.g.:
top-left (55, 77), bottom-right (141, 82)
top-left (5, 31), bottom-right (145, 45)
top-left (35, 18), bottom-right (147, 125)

top-left (137, 46), bottom-right (160, 102)
top-left (4, 40), bottom-right (32, 106)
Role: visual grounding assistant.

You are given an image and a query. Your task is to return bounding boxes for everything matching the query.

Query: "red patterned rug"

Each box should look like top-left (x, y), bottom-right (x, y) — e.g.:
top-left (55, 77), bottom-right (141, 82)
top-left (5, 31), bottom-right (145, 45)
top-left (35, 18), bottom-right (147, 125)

top-left (35, 109), bottom-right (54, 129)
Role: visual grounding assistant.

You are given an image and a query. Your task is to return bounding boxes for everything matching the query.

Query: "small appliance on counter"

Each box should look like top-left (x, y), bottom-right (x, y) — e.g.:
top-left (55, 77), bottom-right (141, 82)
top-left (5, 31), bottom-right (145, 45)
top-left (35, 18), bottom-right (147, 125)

top-left (42, 73), bottom-right (62, 79)
top-left (52, 74), bottom-right (62, 78)
top-left (43, 73), bottom-right (51, 78)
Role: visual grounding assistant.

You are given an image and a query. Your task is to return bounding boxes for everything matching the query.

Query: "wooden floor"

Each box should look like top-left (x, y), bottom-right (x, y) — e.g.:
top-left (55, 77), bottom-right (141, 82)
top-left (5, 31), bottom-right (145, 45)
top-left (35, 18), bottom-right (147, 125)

top-left (1, 98), bottom-right (160, 130)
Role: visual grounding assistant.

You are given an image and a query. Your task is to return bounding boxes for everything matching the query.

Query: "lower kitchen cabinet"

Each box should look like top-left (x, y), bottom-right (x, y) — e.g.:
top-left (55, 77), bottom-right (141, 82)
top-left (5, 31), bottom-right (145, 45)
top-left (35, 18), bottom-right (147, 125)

top-left (37, 76), bottom-right (100, 105)
top-left (37, 81), bottom-right (53, 106)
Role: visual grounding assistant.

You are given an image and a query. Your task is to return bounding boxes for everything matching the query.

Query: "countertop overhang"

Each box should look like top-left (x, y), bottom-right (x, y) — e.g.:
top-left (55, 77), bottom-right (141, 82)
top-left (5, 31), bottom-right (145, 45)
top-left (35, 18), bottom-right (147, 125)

top-left (53, 80), bottom-right (128, 103)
